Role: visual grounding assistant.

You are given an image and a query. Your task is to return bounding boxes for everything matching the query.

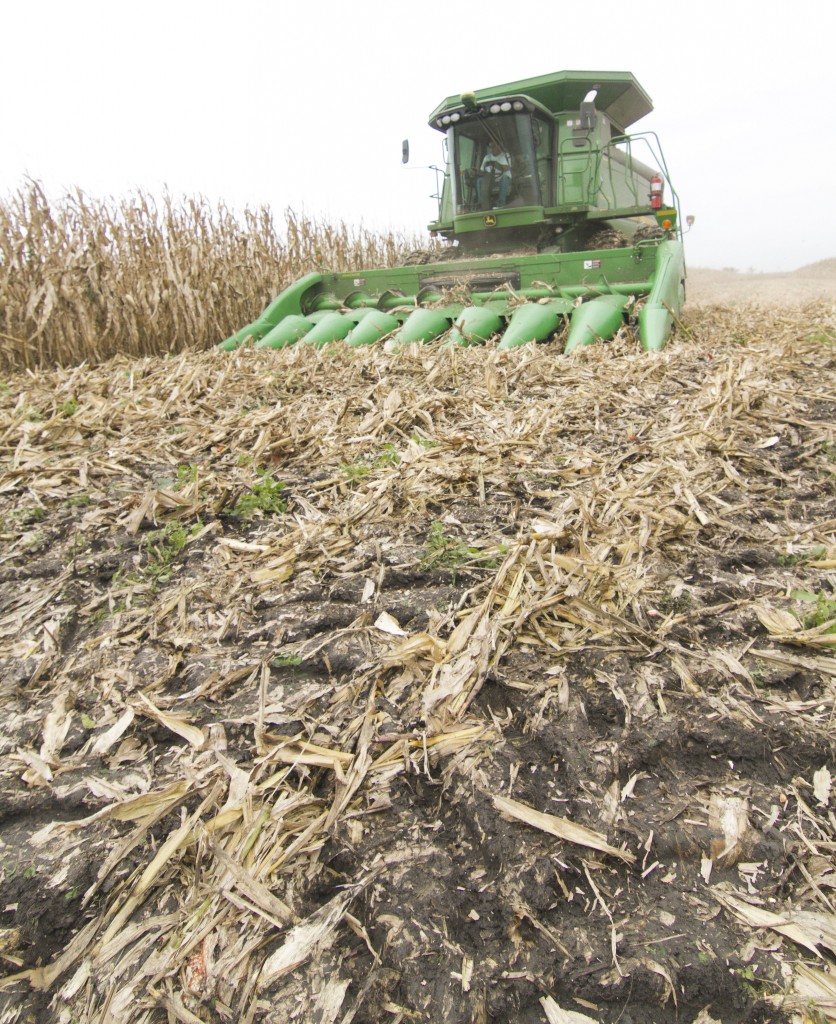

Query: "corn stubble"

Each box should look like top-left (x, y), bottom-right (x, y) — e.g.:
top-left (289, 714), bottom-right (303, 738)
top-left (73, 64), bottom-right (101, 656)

top-left (0, 181), bottom-right (423, 370)
top-left (0, 300), bottom-right (833, 1022)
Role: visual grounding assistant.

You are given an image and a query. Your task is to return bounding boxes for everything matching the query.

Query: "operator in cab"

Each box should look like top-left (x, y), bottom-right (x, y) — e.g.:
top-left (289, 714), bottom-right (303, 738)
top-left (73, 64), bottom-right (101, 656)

top-left (478, 140), bottom-right (512, 207)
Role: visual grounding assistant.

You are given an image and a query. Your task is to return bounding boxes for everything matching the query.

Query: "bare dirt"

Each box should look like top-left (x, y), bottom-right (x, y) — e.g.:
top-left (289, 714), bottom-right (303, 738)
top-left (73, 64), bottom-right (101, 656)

top-left (0, 278), bottom-right (834, 1024)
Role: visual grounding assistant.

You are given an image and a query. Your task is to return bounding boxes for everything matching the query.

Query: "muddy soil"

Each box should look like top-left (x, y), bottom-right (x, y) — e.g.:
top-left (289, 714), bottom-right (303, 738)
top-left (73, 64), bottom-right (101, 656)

top-left (0, 299), bottom-right (834, 1024)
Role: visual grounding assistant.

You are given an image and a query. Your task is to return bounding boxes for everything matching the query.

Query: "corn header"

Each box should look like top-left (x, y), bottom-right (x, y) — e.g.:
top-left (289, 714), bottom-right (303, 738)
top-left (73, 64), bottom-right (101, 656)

top-left (220, 70), bottom-right (686, 354)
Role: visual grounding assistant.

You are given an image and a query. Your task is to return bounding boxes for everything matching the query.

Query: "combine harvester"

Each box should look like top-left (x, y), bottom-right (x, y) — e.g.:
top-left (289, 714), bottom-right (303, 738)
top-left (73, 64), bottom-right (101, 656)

top-left (220, 70), bottom-right (687, 354)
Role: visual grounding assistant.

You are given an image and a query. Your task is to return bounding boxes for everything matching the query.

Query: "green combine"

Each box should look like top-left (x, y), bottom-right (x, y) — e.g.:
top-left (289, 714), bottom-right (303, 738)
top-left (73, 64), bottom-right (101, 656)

top-left (220, 70), bottom-right (686, 354)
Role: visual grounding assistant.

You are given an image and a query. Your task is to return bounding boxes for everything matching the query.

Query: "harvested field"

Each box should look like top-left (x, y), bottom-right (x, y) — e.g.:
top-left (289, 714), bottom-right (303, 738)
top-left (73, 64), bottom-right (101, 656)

top-left (0, 302), bottom-right (834, 1024)
top-left (687, 265), bottom-right (836, 307)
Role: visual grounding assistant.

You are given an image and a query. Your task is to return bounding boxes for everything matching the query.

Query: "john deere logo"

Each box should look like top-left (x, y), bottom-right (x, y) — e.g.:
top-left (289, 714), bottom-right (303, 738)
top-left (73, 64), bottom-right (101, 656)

top-left (484, 214), bottom-right (497, 227)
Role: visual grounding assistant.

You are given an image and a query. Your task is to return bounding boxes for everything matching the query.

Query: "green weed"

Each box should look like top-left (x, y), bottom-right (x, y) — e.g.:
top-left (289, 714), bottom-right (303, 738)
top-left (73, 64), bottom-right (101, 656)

top-left (233, 470), bottom-right (287, 518)
top-left (176, 463), bottom-right (198, 487)
top-left (731, 963), bottom-right (765, 1003)
top-left (792, 590), bottom-right (836, 632)
top-left (778, 544), bottom-right (827, 566)
top-left (410, 433), bottom-right (438, 449)
top-left (60, 398), bottom-right (79, 417)
top-left (88, 598), bottom-right (127, 623)
top-left (18, 506), bottom-right (45, 524)
top-left (341, 445), bottom-right (401, 482)
top-left (271, 655), bottom-right (303, 669)
top-left (376, 443), bottom-right (401, 468)
top-left (340, 458), bottom-right (372, 482)
top-left (140, 519), bottom-right (202, 584)
top-left (421, 521), bottom-right (501, 570)
top-left (657, 590), bottom-right (693, 615)
top-left (154, 463), bottom-right (198, 491)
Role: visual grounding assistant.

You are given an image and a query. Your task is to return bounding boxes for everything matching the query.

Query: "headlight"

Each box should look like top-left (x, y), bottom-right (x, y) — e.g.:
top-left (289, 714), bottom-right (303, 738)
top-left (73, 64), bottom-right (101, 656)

top-left (450, 112), bottom-right (460, 122)
top-left (513, 101), bottom-right (524, 111)
top-left (489, 103), bottom-right (501, 114)
top-left (500, 102), bottom-right (512, 112)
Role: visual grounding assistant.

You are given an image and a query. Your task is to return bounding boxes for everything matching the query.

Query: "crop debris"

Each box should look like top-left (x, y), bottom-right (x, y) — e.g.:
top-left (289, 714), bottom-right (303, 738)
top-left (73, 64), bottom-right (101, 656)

top-left (0, 302), bottom-right (834, 1023)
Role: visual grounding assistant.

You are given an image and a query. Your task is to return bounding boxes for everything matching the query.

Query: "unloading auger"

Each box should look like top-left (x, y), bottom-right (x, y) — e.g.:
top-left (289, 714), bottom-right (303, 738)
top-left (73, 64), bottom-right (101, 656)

top-left (220, 70), bottom-right (687, 355)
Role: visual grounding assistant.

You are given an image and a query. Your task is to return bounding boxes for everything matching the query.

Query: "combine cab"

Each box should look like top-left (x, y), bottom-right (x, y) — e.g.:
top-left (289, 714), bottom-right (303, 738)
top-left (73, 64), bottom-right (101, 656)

top-left (220, 70), bottom-right (686, 354)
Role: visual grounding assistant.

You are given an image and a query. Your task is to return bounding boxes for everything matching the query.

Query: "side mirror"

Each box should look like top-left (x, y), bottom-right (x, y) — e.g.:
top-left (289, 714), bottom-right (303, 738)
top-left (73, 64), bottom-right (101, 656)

top-left (402, 140), bottom-right (410, 165)
top-left (686, 215), bottom-right (695, 228)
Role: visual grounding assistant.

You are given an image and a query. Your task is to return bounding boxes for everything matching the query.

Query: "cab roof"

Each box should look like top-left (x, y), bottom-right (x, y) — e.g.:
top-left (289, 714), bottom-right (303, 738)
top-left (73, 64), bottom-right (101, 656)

top-left (430, 70), bottom-right (653, 131)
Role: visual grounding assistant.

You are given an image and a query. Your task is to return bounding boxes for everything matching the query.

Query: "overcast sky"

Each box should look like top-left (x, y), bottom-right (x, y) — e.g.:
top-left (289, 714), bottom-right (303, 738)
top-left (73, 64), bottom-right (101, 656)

top-left (3, 0), bottom-right (833, 272)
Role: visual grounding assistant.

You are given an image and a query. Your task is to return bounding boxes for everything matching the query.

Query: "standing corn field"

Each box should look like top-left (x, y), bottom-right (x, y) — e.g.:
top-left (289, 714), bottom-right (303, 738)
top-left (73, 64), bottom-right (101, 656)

top-left (0, 181), bottom-right (424, 371)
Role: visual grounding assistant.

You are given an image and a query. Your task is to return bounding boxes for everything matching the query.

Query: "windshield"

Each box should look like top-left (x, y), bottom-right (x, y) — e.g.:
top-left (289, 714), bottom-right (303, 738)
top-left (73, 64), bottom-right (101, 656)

top-left (449, 112), bottom-right (551, 213)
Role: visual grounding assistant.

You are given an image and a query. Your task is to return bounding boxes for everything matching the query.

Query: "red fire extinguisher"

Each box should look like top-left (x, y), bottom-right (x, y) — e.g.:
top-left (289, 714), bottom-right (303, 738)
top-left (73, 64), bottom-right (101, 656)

top-left (649, 175), bottom-right (663, 210)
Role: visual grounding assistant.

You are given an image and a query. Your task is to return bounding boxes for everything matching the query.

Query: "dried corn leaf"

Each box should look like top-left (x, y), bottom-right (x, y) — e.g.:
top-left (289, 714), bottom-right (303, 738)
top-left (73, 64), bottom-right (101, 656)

top-left (794, 963), bottom-right (836, 1020)
top-left (814, 767), bottom-right (833, 807)
top-left (134, 691), bottom-right (205, 749)
top-left (91, 707), bottom-right (136, 755)
top-left (494, 794), bottom-right (635, 864)
top-left (374, 611), bottom-right (406, 636)
top-left (540, 995), bottom-right (600, 1024)
top-left (708, 792), bottom-right (750, 865)
top-left (379, 631), bottom-right (446, 667)
top-left (755, 604), bottom-right (801, 635)
top-left (258, 888), bottom-right (358, 988)
top-left (715, 891), bottom-right (836, 957)
top-left (212, 844), bottom-right (294, 925)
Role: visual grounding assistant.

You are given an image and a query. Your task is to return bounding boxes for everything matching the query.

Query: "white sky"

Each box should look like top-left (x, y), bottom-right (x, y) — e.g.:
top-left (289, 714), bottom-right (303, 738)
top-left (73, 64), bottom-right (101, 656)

top-left (2, 0), bottom-right (833, 272)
